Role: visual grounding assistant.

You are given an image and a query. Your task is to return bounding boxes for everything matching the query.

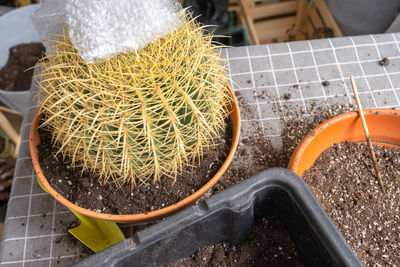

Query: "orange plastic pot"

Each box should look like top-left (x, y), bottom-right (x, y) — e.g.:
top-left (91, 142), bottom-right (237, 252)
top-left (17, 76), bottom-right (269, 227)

top-left (288, 109), bottom-right (400, 177)
top-left (30, 85), bottom-right (241, 223)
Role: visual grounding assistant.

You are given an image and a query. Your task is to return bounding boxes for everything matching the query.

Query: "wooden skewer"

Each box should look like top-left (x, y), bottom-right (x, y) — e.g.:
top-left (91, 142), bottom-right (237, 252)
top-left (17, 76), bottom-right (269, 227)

top-left (350, 75), bottom-right (386, 194)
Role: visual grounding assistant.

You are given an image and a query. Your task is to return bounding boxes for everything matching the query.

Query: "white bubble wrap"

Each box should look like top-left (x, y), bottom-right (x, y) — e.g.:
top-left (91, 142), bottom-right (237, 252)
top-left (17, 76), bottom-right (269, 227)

top-left (32, 0), bottom-right (183, 64)
top-left (66, 0), bottom-right (183, 63)
top-left (31, 0), bottom-right (67, 46)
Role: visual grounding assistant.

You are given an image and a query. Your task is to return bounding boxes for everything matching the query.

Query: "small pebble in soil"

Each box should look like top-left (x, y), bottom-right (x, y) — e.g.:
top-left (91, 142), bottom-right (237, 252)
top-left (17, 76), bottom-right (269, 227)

top-left (282, 93), bottom-right (291, 100)
top-left (322, 81), bottom-right (330, 86)
top-left (379, 57), bottom-right (390, 66)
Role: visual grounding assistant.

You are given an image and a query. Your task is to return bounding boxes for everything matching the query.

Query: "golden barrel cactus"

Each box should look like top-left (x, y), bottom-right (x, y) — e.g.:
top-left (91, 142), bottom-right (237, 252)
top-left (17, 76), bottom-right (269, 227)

top-left (37, 17), bottom-right (231, 186)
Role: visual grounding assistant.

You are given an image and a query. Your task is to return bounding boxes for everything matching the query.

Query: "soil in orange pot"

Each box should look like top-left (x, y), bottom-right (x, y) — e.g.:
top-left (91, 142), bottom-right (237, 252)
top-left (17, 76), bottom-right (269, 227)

top-left (302, 142), bottom-right (400, 266)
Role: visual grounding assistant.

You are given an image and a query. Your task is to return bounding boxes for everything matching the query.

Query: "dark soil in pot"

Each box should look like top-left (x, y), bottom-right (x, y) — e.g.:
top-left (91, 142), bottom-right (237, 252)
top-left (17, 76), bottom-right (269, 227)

top-left (0, 43), bottom-right (45, 91)
top-left (37, 121), bottom-right (232, 215)
top-left (302, 141), bottom-right (400, 266)
top-left (169, 216), bottom-right (303, 266)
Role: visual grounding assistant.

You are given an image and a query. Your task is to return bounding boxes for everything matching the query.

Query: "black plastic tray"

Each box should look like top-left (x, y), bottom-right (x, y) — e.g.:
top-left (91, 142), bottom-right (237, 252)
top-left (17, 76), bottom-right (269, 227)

top-left (74, 168), bottom-right (362, 267)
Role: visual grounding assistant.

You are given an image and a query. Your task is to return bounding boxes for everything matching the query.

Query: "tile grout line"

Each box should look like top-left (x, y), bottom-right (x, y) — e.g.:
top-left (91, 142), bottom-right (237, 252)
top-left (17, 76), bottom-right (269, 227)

top-left (265, 44), bottom-right (286, 122)
top-left (229, 56), bottom-right (400, 76)
top-left (234, 71), bottom-right (400, 91)
top-left (327, 39), bottom-right (353, 104)
top-left (21, 170), bottom-right (35, 267)
top-left (224, 48), bottom-right (234, 90)
top-left (244, 89), bottom-right (400, 106)
top-left (391, 33), bottom-right (400, 102)
top-left (244, 46), bottom-right (265, 133)
top-left (3, 233), bottom-right (66, 243)
top-left (14, 175), bottom-right (34, 180)
top-left (224, 48), bottom-right (241, 97)
top-left (48, 198), bottom-right (57, 267)
top-left (19, 140), bottom-right (30, 145)
top-left (306, 40), bottom-right (329, 106)
top-left (287, 42), bottom-right (308, 113)
top-left (0, 254), bottom-right (76, 265)
top-left (5, 211), bottom-right (71, 225)
top-left (21, 122), bottom-right (32, 129)
top-left (249, 93), bottom-right (345, 106)
top-left (8, 193), bottom-right (48, 202)
top-left (242, 113), bottom-right (311, 123)
top-left (372, 34), bottom-right (400, 106)
top-left (349, 37), bottom-right (378, 107)
top-left (16, 156), bottom-right (32, 163)
top-left (227, 40), bottom-right (400, 60)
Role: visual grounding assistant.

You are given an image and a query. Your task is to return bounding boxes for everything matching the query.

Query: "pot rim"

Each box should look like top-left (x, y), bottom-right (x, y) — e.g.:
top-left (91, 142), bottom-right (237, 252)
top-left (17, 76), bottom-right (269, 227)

top-left (30, 84), bottom-right (240, 223)
top-left (288, 108), bottom-right (400, 176)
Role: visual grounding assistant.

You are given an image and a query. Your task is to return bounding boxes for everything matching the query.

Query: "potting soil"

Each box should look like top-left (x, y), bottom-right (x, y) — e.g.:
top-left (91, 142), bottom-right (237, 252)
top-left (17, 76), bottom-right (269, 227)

top-left (0, 43), bottom-right (45, 91)
top-left (169, 216), bottom-right (303, 267)
top-left (37, 121), bottom-right (232, 214)
top-left (303, 141), bottom-right (400, 266)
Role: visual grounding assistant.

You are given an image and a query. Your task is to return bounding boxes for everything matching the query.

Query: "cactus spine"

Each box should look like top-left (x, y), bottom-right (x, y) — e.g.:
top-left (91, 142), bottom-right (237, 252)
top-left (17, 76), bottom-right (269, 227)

top-left (37, 17), bottom-right (231, 186)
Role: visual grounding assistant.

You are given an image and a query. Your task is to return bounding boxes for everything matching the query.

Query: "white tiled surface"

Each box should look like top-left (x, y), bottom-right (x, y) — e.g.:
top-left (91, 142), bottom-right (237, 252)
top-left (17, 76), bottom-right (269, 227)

top-left (2, 33), bottom-right (400, 266)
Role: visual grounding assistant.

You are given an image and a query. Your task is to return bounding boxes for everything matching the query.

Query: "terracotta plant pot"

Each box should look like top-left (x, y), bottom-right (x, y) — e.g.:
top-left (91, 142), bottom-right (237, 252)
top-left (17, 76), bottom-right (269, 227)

top-left (30, 84), bottom-right (240, 223)
top-left (288, 108), bottom-right (400, 176)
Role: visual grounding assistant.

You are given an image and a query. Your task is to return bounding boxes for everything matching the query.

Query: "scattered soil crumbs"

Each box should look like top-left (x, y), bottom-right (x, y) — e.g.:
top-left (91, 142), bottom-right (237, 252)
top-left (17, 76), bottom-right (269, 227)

top-left (281, 104), bottom-right (354, 161)
top-left (282, 93), bottom-right (291, 100)
top-left (52, 233), bottom-right (93, 263)
top-left (303, 142), bottom-right (400, 266)
top-left (38, 122), bottom-right (231, 214)
top-left (213, 101), bottom-right (354, 194)
top-left (214, 132), bottom-right (286, 194)
top-left (169, 217), bottom-right (303, 267)
top-left (379, 57), bottom-right (390, 66)
top-left (0, 43), bottom-right (45, 91)
top-left (322, 81), bottom-right (330, 86)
